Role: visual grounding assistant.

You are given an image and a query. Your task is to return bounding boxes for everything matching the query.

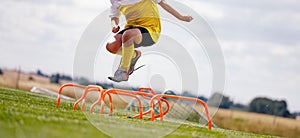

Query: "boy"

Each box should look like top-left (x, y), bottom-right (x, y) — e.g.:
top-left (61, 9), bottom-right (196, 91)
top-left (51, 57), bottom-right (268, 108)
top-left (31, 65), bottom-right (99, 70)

top-left (107, 0), bottom-right (193, 82)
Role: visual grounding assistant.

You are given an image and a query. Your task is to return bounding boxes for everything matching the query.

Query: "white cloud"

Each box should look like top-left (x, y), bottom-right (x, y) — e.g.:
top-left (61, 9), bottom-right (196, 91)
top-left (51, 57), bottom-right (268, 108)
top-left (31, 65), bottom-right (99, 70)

top-left (205, 0), bottom-right (300, 46)
top-left (184, 0), bottom-right (224, 20)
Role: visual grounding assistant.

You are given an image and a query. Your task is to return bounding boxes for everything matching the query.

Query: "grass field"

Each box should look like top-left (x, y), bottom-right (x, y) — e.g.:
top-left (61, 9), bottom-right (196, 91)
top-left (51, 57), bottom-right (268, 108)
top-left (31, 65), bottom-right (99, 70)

top-left (0, 87), bottom-right (276, 138)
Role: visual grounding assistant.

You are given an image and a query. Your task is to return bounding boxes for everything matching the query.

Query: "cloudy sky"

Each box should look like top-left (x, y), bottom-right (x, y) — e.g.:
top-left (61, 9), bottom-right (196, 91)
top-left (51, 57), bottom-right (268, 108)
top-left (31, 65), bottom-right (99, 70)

top-left (0, 0), bottom-right (299, 112)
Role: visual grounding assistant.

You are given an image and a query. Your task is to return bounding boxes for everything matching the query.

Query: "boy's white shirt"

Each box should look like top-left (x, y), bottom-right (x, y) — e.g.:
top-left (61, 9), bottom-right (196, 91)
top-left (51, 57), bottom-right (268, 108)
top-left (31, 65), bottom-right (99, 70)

top-left (110, 0), bottom-right (162, 18)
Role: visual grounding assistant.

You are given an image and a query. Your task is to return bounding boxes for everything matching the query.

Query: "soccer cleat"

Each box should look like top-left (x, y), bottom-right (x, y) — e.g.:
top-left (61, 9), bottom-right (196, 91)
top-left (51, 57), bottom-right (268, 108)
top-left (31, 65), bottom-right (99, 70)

top-left (128, 50), bottom-right (141, 75)
top-left (108, 67), bottom-right (129, 82)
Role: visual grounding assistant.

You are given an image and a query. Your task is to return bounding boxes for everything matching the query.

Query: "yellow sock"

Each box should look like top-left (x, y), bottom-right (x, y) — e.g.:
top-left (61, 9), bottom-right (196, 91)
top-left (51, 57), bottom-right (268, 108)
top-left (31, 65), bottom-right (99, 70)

top-left (120, 44), bottom-right (135, 71)
top-left (116, 50), bottom-right (136, 58)
top-left (132, 50), bottom-right (136, 58)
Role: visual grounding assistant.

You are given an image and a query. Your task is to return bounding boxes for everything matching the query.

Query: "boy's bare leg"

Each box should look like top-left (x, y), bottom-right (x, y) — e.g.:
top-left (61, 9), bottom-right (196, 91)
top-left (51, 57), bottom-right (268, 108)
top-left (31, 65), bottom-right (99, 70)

top-left (106, 34), bottom-right (123, 54)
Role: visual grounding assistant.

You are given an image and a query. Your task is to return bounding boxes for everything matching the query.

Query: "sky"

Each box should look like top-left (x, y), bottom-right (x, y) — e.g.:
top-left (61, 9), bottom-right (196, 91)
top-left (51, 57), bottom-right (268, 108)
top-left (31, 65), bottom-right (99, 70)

top-left (0, 0), bottom-right (299, 112)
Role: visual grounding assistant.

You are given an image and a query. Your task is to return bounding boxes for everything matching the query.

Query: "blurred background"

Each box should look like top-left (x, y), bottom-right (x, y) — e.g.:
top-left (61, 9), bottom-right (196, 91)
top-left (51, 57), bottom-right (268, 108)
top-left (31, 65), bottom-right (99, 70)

top-left (0, 0), bottom-right (300, 137)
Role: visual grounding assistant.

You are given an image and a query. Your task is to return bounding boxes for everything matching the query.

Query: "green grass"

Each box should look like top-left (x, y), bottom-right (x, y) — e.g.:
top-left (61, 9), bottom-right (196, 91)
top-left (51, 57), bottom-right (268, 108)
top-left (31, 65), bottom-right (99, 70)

top-left (0, 87), bottom-right (277, 138)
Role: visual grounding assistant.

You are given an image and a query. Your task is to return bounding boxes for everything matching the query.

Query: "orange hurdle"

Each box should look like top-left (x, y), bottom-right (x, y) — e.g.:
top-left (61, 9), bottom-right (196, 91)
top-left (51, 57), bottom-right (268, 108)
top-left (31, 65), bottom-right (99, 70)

top-left (57, 83), bottom-right (86, 107)
top-left (100, 89), bottom-right (144, 119)
top-left (149, 94), bottom-right (212, 130)
top-left (73, 85), bottom-right (103, 111)
top-left (99, 88), bottom-right (170, 120)
top-left (56, 83), bottom-right (212, 130)
top-left (57, 84), bottom-right (111, 112)
top-left (89, 89), bottom-right (112, 114)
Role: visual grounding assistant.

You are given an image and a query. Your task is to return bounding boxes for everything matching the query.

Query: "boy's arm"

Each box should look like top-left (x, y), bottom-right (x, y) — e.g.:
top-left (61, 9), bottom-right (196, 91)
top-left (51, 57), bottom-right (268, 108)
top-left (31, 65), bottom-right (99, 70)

top-left (158, 0), bottom-right (193, 22)
top-left (110, 0), bottom-right (121, 33)
top-left (111, 17), bottom-right (120, 33)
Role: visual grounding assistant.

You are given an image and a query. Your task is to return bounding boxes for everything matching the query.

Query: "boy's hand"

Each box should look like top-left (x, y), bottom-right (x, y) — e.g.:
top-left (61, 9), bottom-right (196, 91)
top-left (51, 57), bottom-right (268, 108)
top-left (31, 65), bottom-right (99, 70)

top-left (180, 15), bottom-right (193, 22)
top-left (111, 17), bottom-right (120, 33)
top-left (112, 26), bottom-right (120, 33)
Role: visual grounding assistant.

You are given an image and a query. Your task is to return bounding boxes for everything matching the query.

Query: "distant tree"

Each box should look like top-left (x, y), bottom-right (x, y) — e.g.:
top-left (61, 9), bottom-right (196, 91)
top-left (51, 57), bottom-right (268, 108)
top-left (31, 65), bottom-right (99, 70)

top-left (45, 72), bottom-right (72, 82)
top-left (50, 73), bottom-right (60, 84)
top-left (36, 69), bottom-right (48, 77)
top-left (37, 69), bottom-right (43, 76)
top-left (208, 92), bottom-right (233, 109)
top-left (73, 77), bottom-right (90, 85)
top-left (274, 100), bottom-right (290, 117)
top-left (198, 96), bottom-right (208, 103)
top-left (249, 97), bottom-right (292, 117)
top-left (0, 68), bottom-right (3, 75)
top-left (60, 74), bottom-right (72, 81)
top-left (292, 112), bottom-right (300, 119)
top-left (294, 112), bottom-right (300, 117)
top-left (230, 103), bottom-right (247, 111)
top-left (181, 91), bottom-right (197, 98)
top-left (249, 98), bottom-right (274, 114)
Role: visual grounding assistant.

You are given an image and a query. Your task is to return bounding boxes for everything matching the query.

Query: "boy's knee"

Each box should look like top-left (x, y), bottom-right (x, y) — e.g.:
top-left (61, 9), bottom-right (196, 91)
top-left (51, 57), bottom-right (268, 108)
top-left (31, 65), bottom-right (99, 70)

top-left (122, 29), bottom-right (142, 45)
top-left (106, 42), bottom-right (118, 54)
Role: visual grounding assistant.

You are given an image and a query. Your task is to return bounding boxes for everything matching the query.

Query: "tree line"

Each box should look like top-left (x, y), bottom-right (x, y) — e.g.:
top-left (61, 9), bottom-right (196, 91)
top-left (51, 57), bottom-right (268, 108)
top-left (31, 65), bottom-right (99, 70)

top-left (207, 92), bottom-right (296, 118)
top-left (36, 69), bottom-right (72, 84)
